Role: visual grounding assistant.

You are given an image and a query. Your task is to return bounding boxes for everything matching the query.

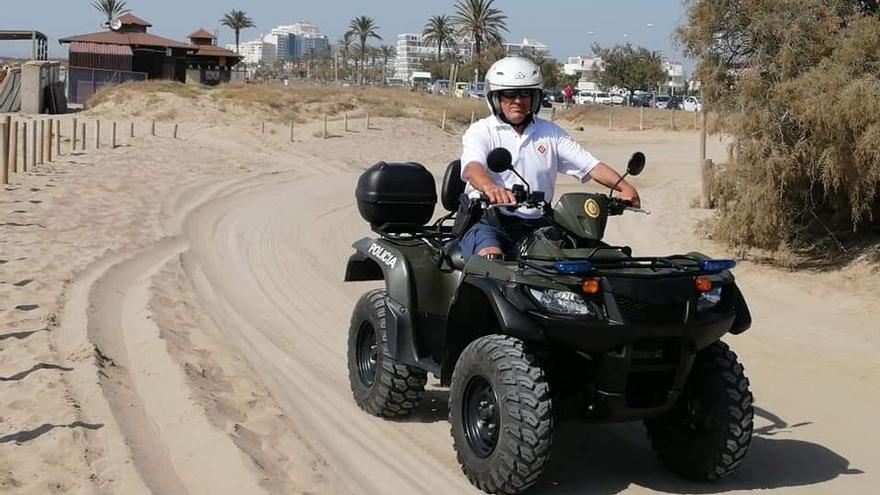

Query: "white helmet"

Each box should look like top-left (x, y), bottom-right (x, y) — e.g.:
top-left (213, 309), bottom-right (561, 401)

top-left (485, 56), bottom-right (544, 119)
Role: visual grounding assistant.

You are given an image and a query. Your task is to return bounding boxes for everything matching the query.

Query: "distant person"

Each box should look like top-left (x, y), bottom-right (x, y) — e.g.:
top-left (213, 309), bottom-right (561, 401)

top-left (458, 56), bottom-right (640, 260)
top-left (563, 84), bottom-right (573, 109)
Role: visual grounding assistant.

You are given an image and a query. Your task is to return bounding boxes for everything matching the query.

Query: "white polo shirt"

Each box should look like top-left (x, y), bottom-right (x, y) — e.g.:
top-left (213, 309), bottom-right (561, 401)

top-left (461, 115), bottom-right (601, 219)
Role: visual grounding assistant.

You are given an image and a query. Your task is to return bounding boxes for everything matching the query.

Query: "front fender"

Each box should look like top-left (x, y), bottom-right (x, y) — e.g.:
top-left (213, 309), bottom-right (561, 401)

top-left (442, 275), bottom-right (545, 384)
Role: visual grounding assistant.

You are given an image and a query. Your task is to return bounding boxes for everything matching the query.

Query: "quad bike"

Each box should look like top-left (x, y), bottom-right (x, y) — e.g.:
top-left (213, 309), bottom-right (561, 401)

top-left (344, 149), bottom-right (754, 494)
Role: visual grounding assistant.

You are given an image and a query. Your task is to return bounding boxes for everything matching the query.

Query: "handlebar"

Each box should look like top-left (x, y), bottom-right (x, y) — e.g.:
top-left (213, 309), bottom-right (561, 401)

top-left (479, 193), bottom-right (649, 215)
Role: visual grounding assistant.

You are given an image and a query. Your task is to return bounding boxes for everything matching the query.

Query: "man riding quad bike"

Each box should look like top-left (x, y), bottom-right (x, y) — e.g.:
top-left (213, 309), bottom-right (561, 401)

top-left (343, 57), bottom-right (754, 495)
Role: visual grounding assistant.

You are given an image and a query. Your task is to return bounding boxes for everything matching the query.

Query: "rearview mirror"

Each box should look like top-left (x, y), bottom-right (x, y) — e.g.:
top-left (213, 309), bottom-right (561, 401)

top-left (487, 147), bottom-right (512, 173)
top-left (627, 152), bottom-right (645, 176)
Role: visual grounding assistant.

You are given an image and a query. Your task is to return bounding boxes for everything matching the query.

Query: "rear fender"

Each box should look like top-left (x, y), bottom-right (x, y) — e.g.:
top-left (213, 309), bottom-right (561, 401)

top-left (441, 276), bottom-right (544, 385)
top-left (346, 238), bottom-right (420, 365)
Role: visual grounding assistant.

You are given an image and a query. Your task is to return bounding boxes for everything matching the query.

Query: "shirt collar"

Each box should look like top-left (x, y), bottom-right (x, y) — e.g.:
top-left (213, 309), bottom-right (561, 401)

top-left (491, 115), bottom-right (538, 135)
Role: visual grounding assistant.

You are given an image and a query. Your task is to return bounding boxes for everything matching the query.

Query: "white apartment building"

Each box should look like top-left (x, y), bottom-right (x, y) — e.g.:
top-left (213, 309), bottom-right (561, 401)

top-left (226, 39), bottom-right (272, 65)
top-left (500, 38), bottom-right (550, 58)
top-left (663, 60), bottom-right (686, 93)
top-left (275, 22), bottom-right (322, 36)
top-left (564, 55), bottom-right (687, 94)
top-left (232, 22), bottom-right (329, 65)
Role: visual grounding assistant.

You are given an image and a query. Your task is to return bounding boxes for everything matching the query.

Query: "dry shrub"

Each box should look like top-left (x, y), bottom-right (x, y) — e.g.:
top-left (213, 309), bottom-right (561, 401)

top-left (85, 80), bottom-right (203, 109)
top-left (679, 0), bottom-right (880, 257)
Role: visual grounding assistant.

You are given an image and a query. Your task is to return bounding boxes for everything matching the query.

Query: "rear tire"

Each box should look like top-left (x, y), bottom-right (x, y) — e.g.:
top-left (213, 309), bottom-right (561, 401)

top-left (449, 335), bottom-right (553, 494)
top-left (347, 289), bottom-right (426, 417)
top-left (645, 341), bottom-right (753, 480)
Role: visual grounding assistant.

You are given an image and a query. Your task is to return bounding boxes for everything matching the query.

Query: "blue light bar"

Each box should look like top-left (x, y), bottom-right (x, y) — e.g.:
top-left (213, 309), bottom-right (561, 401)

top-left (554, 261), bottom-right (594, 275)
top-left (699, 259), bottom-right (737, 272)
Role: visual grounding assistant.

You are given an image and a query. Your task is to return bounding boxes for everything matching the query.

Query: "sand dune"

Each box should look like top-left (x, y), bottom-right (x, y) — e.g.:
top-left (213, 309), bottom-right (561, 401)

top-left (0, 99), bottom-right (877, 494)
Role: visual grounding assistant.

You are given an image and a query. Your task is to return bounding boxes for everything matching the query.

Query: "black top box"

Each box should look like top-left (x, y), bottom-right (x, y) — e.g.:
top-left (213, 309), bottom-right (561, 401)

top-left (356, 161), bottom-right (437, 227)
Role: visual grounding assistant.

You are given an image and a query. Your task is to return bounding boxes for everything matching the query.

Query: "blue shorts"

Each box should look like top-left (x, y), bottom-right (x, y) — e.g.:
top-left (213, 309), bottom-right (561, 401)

top-left (459, 214), bottom-right (547, 259)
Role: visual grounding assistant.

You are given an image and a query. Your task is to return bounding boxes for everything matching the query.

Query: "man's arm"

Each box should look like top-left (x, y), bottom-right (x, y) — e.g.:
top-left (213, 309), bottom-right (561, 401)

top-left (587, 162), bottom-right (641, 207)
top-left (462, 162), bottom-right (518, 204)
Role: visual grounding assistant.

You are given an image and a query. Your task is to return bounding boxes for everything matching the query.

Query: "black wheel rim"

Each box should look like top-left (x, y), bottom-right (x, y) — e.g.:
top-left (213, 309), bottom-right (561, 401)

top-left (462, 375), bottom-right (500, 458)
top-left (356, 323), bottom-right (378, 387)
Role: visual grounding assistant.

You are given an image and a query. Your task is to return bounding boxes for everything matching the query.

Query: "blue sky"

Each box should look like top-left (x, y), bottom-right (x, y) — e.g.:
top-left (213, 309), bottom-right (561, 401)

top-left (2, 0), bottom-right (688, 65)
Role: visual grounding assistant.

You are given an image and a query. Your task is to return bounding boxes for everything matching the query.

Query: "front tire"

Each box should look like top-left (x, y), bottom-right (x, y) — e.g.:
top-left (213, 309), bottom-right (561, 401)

top-left (347, 289), bottom-right (426, 417)
top-left (449, 335), bottom-right (553, 494)
top-left (645, 341), bottom-right (754, 480)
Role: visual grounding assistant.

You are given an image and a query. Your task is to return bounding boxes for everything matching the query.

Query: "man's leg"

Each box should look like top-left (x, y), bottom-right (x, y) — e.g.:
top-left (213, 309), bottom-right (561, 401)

top-left (459, 218), bottom-right (507, 260)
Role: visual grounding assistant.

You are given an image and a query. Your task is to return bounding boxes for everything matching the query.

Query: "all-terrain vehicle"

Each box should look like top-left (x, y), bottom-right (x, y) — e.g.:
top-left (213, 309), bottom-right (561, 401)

top-left (344, 149), bottom-right (754, 494)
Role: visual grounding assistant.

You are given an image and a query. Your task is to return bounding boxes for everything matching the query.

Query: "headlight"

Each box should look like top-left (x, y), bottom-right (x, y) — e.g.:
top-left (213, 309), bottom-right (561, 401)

top-left (529, 288), bottom-right (593, 316)
top-left (697, 287), bottom-right (723, 311)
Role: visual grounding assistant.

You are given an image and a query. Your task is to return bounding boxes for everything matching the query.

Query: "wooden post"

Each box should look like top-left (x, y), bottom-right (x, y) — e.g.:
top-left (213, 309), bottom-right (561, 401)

top-left (1, 122), bottom-right (8, 185)
top-left (38, 120), bottom-right (45, 164)
top-left (551, 107), bottom-right (556, 122)
top-left (700, 111), bottom-right (707, 161)
top-left (81, 122), bottom-right (86, 152)
top-left (639, 107), bottom-right (645, 131)
top-left (261, 122), bottom-right (265, 134)
top-left (72, 118), bottom-right (78, 150)
top-left (130, 122), bottom-right (135, 138)
top-left (609, 107), bottom-right (614, 130)
top-left (366, 112), bottom-right (370, 130)
top-left (46, 119), bottom-right (53, 162)
top-left (344, 113), bottom-right (349, 132)
top-left (21, 123), bottom-right (28, 172)
top-left (290, 121), bottom-right (294, 142)
top-left (10, 121), bottom-right (18, 174)
top-left (441, 108), bottom-right (447, 130)
top-left (693, 111), bottom-right (698, 129)
top-left (30, 120), bottom-right (37, 170)
top-left (95, 120), bottom-right (101, 149)
top-left (173, 124), bottom-right (179, 139)
top-left (322, 114), bottom-right (327, 139)
top-left (670, 108), bottom-right (676, 130)
top-left (151, 121), bottom-right (156, 136)
top-left (470, 110), bottom-right (476, 125)
top-left (112, 122), bottom-right (117, 148)
top-left (55, 120), bottom-right (61, 157)
top-left (701, 158), bottom-right (715, 208)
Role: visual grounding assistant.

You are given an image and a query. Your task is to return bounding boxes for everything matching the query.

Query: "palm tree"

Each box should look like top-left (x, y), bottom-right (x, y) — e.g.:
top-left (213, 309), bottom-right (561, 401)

top-left (337, 32), bottom-right (354, 69)
top-left (452, 0), bottom-right (508, 61)
top-left (379, 45), bottom-right (396, 84)
top-left (347, 15), bottom-right (382, 85)
top-left (422, 15), bottom-right (457, 61)
top-left (220, 9), bottom-right (256, 55)
top-left (92, 0), bottom-right (129, 26)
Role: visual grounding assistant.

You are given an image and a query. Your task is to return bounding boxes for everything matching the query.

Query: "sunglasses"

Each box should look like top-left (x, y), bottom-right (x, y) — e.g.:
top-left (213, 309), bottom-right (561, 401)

top-left (499, 89), bottom-right (534, 99)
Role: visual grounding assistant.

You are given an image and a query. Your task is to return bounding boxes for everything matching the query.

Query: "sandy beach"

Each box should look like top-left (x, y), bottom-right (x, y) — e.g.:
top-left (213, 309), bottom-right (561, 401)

top-left (1, 92), bottom-right (877, 494)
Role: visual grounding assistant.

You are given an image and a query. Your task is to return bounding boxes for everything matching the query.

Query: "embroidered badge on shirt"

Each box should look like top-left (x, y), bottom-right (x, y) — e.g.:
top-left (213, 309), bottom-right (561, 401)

top-left (536, 144), bottom-right (547, 155)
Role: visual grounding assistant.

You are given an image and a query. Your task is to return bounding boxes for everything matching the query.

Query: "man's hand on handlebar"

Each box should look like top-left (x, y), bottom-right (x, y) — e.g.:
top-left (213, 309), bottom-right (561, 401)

top-left (483, 184), bottom-right (518, 204)
top-left (616, 183), bottom-right (641, 208)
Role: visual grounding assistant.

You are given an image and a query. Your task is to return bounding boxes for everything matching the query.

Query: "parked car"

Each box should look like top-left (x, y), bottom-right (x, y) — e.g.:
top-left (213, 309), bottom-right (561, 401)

top-left (574, 91), bottom-right (594, 105)
top-left (468, 82), bottom-right (486, 99)
top-left (666, 95), bottom-right (683, 110)
top-left (683, 96), bottom-right (702, 112)
top-left (631, 92), bottom-right (654, 107)
top-left (610, 93), bottom-right (626, 105)
top-left (594, 92), bottom-right (613, 105)
top-left (453, 82), bottom-right (469, 98)
top-left (654, 95), bottom-right (670, 108)
top-left (545, 89), bottom-right (564, 103)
